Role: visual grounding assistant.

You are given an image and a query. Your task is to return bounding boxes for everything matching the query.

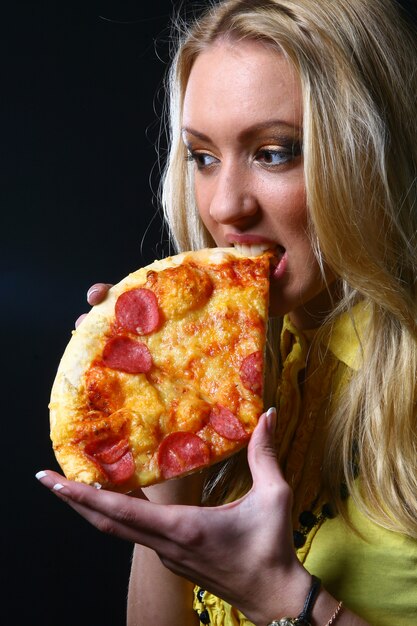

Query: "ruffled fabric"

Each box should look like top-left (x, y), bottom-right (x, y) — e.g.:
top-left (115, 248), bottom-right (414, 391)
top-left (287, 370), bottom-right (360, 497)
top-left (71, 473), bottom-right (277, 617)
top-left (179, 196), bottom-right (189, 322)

top-left (193, 588), bottom-right (254, 626)
top-left (274, 316), bottom-right (340, 523)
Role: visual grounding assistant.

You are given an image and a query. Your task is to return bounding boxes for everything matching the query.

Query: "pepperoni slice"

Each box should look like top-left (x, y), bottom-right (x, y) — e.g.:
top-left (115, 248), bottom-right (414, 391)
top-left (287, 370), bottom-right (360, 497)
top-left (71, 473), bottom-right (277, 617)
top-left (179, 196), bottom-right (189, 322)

top-left (115, 288), bottom-right (161, 335)
top-left (85, 437), bottom-right (130, 464)
top-left (239, 351), bottom-right (263, 395)
top-left (100, 450), bottom-right (135, 484)
top-left (85, 437), bottom-right (135, 485)
top-left (158, 432), bottom-right (210, 479)
top-left (102, 336), bottom-right (152, 374)
top-left (209, 405), bottom-right (249, 441)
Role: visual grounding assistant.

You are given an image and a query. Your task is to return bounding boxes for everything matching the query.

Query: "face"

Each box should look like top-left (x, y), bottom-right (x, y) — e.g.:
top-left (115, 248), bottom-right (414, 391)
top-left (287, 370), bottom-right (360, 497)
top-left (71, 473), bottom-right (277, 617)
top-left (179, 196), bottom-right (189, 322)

top-left (182, 38), bottom-right (335, 329)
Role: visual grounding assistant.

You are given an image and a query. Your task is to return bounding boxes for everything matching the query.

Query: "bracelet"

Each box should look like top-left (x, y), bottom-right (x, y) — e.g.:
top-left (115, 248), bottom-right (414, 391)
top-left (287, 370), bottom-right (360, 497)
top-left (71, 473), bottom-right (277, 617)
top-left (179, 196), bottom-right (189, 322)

top-left (267, 575), bottom-right (321, 626)
top-left (325, 601), bottom-right (343, 625)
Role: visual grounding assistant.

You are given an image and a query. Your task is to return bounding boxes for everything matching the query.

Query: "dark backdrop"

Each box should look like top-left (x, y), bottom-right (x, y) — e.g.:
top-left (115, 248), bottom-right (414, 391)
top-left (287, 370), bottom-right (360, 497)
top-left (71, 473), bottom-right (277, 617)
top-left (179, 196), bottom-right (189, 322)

top-left (3, 2), bottom-right (175, 624)
top-left (3, 1), bottom-right (417, 625)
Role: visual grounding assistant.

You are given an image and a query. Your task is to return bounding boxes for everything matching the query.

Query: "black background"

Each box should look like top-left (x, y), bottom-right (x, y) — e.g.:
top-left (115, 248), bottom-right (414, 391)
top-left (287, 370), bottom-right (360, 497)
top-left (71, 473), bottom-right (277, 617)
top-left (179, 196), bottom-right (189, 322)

top-left (3, 1), bottom-right (417, 624)
top-left (3, 1), bottom-right (176, 624)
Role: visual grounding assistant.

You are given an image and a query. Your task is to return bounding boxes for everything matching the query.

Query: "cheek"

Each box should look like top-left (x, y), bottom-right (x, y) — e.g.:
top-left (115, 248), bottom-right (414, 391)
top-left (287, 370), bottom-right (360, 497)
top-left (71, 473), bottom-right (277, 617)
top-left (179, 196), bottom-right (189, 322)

top-left (195, 180), bottom-right (214, 229)
top-left (267, 179), bottom-right (308, 231)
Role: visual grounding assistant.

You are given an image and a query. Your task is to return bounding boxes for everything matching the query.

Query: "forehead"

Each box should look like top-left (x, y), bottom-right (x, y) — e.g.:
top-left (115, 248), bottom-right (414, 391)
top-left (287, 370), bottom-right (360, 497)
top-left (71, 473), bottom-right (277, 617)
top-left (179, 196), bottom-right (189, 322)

top-left (182, 38), bottom-right (303, 132)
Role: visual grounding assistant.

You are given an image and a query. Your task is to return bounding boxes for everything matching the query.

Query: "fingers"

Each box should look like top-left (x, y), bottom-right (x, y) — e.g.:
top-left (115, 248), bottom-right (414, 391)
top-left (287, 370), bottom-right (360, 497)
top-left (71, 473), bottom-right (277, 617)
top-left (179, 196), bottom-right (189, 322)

top-left (246, 410), bottom-right (294, 550)
top-left (75, 283), bottom-right (113, 327)
top-left (75, 313), bottom-right (87, 328)
top-left (35, 470), bottom-right (171, 549)
top-left (247, 408), bottom-right (287, 491)
top-left (248, 408), bottom-right (278, 468)
top-left (87, 283), bottom-right (113, 306)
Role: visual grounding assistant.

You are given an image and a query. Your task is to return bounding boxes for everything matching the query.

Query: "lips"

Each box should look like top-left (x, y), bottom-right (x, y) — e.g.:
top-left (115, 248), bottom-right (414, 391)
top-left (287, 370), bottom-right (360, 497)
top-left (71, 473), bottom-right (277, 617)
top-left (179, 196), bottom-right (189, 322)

top-left (270, 247), bottom-right (287, 280)
top-left (226, 233), bottom-right (274, 246)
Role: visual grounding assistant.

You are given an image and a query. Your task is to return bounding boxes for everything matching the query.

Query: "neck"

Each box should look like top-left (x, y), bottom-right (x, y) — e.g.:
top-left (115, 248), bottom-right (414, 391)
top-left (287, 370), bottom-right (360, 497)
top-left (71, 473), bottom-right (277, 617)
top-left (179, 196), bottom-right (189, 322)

top-left (289, 280), bottom-right (342, 330)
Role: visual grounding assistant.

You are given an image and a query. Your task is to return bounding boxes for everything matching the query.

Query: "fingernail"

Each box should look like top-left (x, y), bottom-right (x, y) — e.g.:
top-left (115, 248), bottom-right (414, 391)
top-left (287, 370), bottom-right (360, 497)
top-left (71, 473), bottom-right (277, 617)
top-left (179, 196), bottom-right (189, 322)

top-left (52, 483), bottom-right (71, 498)
top-left (266, 407), bottom-right (277, 433)
top-left (87, 287), bottom-right (100, 300)
top-left (35, 470), bottom-right (47, 480)
top-left (75, 314), bottom-right (86, 328)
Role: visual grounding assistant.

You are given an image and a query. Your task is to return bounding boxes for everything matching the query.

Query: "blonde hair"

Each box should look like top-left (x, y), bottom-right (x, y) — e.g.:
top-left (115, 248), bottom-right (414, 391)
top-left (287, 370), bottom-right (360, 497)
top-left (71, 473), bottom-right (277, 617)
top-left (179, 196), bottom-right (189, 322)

top-left (160, 0), bottom-right (417, 538)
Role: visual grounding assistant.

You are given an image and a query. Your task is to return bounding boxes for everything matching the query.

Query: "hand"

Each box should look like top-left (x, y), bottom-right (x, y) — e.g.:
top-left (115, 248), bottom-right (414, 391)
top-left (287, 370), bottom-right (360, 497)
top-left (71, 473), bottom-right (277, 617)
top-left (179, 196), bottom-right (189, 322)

top-left (75, 283), bottom-right (113, 328)
top-left (36, 409), bottom-right (310, 625)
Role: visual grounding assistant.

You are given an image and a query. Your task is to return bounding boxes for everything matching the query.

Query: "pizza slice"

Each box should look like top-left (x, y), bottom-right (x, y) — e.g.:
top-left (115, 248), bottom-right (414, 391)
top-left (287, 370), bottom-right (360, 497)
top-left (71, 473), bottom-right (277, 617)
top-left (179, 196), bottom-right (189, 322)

top-left (49, 247), bottom-right (271, 492)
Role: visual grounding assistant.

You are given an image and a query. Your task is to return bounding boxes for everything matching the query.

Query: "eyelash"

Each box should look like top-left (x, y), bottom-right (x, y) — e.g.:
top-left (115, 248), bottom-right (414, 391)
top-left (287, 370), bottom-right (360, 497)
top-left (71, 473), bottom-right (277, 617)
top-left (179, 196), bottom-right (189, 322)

top-left (185, 151), bottom-right (218, 170)
top-left (257, 143), bottom-right (302, 165)
top-left (185, 143), bottom-right (301, 171)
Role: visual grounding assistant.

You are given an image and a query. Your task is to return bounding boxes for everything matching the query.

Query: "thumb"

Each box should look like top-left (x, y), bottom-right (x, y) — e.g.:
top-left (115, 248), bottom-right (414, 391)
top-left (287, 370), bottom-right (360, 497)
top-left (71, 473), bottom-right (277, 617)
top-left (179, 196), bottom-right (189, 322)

top-left (247, 407), bottom-right (283, 488)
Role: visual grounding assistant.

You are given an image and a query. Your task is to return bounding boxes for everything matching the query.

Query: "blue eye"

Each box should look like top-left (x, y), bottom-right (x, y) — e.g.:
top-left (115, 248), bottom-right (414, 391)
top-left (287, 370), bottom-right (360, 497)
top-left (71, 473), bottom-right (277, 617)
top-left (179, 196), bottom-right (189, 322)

top-left (256, 143), bottom-right (301, 167)
top-left (260, 149), bottom-right (287, 164)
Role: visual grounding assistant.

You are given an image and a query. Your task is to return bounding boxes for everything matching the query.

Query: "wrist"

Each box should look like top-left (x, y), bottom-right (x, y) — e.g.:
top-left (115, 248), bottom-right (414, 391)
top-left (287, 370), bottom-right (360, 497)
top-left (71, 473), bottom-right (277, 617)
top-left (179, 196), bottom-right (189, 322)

top-left (250, 566), bottom-right (345, 626)
top-left (249, 564), bottom-right (312, 626)
top-left (266, 574), bottom-right (321, 626)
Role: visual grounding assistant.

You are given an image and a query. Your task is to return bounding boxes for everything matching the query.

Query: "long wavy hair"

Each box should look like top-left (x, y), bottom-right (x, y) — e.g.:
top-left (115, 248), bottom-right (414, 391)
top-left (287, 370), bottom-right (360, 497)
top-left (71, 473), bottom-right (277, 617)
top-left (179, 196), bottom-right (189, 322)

top-left (159, 0), bottom-right (417, 538)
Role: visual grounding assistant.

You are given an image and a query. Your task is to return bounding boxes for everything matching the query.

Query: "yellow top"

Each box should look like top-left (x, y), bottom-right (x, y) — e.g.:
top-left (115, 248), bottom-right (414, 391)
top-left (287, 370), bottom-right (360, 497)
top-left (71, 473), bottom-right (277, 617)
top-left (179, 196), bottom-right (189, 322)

top-left (193, 306), bottom-right (417, 625)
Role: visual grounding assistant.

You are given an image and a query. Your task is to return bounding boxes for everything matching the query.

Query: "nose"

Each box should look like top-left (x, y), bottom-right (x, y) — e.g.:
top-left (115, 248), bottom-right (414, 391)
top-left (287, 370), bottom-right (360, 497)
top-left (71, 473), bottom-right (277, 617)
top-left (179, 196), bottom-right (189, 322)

top-left (208, 162), bottom-right (260, 227)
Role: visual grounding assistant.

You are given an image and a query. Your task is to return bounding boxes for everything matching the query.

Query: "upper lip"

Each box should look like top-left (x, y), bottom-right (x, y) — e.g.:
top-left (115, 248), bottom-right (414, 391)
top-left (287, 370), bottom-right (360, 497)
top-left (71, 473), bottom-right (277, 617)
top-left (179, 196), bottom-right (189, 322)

top-left (225, 233), bottom-right (277, 247)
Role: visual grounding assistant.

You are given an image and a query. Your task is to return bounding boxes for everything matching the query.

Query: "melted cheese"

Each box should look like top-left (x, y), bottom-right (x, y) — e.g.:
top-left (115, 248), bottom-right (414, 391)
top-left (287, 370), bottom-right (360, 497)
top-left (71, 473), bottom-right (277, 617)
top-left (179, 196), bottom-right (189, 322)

top-left (50, 250), bottom-right (270, 491)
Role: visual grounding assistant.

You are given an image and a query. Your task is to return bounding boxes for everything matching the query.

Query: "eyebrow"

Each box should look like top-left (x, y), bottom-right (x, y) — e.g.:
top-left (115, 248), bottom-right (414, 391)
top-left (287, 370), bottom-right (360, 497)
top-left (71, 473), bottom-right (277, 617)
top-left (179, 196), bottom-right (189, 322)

top-left (181, 119), bottom-right (302, 143)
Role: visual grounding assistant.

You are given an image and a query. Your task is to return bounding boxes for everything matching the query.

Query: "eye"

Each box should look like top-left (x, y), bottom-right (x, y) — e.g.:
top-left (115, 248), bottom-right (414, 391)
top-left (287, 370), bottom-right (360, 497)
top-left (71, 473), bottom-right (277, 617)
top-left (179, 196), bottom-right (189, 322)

top-left (186, 150), bottom-right (219, 170)
top-left (255, 143), bottom-right (301, 167)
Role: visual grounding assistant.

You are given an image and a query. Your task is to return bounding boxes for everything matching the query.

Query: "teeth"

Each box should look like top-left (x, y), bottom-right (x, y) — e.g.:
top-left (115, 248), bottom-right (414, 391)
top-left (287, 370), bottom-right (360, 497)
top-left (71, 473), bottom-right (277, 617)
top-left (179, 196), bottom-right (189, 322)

top-left (233, 243), bottom-right (272, 257)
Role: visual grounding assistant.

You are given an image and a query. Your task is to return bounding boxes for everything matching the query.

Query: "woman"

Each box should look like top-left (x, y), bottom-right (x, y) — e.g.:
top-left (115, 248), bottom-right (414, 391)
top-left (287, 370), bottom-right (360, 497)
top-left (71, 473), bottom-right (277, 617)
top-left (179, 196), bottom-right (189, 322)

top-left (37, 1), bottom-right (417, 624)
